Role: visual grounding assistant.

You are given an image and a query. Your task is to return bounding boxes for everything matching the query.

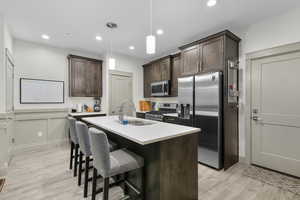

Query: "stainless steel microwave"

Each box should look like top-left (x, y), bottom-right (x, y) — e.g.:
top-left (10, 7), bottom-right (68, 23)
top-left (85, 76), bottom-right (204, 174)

top-left (151, 80), bottom-right (170, 97)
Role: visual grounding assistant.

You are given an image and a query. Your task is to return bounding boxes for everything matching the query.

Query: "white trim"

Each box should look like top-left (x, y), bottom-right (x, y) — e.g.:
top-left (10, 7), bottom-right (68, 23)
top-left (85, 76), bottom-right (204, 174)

top-left (245, 41), bottom-right (300, 165)
top-left (109, 70), bottom-right (133, 77)
top-left (14, 108), bottom-right (69, 114)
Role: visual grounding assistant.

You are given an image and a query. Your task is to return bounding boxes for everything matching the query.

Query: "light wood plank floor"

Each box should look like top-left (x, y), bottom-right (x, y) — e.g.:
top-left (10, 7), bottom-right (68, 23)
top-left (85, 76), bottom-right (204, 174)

top-left (1, 145), bottom-right (299, 200)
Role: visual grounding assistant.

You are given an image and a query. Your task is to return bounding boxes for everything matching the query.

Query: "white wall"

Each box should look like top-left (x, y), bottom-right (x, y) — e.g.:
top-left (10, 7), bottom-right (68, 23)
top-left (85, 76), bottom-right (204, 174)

top-left (237, 6), bottom-right (300, 157)
top-left (14, 39), bottom-right (103, 110)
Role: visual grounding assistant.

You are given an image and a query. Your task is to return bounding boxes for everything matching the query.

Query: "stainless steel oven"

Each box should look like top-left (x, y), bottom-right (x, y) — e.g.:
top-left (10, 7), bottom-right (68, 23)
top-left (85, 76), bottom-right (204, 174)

top-left (151, 80), bottom-right (170, 97)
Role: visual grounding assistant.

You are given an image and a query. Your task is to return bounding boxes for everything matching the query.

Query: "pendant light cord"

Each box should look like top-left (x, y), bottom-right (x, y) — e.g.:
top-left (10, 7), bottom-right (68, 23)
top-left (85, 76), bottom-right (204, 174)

top-left (109, 28), bottom-right (113, 57)
top-left (150, 0), bottom-right (153, 35)
top-left (110, 38), bottom-right (112, 57)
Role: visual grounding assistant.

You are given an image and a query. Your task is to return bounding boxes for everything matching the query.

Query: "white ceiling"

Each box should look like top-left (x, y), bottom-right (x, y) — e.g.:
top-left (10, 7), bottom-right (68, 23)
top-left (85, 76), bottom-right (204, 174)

top-left (1, 0), bottom-right (300, 60)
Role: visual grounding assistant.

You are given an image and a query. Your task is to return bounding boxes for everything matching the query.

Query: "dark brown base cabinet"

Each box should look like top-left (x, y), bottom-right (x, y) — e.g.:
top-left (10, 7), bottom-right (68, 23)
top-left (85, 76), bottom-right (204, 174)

top-left (68, 55), bottom-right (103, 97)
top-left (143, 30), bottom-right (241, 170)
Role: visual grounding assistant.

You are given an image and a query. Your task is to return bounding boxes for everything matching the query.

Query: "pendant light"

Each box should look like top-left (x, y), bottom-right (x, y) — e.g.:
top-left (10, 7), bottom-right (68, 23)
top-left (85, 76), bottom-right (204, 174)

top-left (106, 22), bottom-right (117, 70)
top-left (146, 0), bottom-right (156, 54)
top-left (108, 39), bottom-right (116, 70)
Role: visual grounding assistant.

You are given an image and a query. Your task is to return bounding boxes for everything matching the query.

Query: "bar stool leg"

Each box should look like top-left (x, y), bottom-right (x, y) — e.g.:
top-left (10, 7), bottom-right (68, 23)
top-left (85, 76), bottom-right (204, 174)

top-left (78, 151), bottom-right (83, 186)
top-left (92, 168), bottom-right (97, 200)
top-left (123, 172), bottom-right (129, 196)
top-left (103, 177), bottom-right (109, 200)
top-left (69, 142), bottom-right (74, 170)
top-left (83, 156), bottom-right (90, 198)
top-left (74, 144), bottom-right (79, 177)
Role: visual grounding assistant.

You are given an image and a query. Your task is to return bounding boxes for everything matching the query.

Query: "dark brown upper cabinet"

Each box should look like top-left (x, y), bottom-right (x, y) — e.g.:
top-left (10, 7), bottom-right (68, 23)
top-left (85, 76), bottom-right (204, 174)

top-left (68, 55), bottom-right (103, 97)
top-left (143, 56), bottom-right (172, 98)
top-left (151, 62), bottom-right (162, 82)
top-left (143, 64), bottom-right (152, 98)
top-left (200, 36), bottom-right (224, 73)
top-left (170, 54), bottom-right (181, 97)
top-left (180, 45), bottom-right (200, 76)
top-left (160, 57), bottom-right (171, 81)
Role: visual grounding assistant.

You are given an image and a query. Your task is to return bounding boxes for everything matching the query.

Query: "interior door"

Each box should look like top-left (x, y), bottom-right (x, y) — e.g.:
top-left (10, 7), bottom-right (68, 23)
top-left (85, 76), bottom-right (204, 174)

top-left (109, 72), bottom-right (133, 115)
top-left (251, 51), bottom-right (300, 177)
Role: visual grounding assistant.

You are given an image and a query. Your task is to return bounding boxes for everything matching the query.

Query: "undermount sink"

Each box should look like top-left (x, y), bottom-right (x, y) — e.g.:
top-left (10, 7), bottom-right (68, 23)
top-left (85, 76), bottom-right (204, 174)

top-left (116, 119), bottom-right (156, 126)
top-left (128, 119), bottom-right (156, 126)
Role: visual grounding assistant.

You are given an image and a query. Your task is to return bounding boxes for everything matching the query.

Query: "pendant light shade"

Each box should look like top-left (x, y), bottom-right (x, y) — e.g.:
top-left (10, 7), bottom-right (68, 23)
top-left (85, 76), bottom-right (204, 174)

top-left (146, 35), bottom-right (156, 54)
top-left (108, 57), bottom-right (116, 70)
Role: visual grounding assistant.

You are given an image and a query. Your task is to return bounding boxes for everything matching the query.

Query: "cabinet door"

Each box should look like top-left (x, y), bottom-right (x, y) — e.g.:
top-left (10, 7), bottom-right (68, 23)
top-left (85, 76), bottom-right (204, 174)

top-left (70, 58), bottom-right (86, 97)
top-left (181, 45), bottom-right (200, 76)
top-left (69, 56), bottom-right (102, 97)
top-left (171, 55), bottom-right (181, 97)
top-left (143, 65), bottom-right (152, 98)
top-left (86, 61), bottom-right (102, 97)
top-left (201, 37), bottom-right (224, 72)
top-left (151, 62), bottom-right (162, 82)
top-left (160, 58), bottom-right (171, 81)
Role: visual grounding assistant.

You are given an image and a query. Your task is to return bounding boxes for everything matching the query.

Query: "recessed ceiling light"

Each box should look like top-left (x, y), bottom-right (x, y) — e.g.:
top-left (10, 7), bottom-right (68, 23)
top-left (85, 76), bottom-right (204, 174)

top-left (129, 46), bottom-right (135, 50)
top-left (96, 36), bottom-right (102, 41)
top-left (41, 34), bottom-right (50, 40)
top-left (156, 29), bottom-right (164, 35)
top-left (207, 0), bottom-right (217, 7)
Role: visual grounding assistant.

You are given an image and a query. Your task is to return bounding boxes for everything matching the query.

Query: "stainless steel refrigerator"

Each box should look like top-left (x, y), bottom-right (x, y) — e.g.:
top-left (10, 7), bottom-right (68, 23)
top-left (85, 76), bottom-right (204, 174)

top-left (178, 72), bottom-right (223, 169)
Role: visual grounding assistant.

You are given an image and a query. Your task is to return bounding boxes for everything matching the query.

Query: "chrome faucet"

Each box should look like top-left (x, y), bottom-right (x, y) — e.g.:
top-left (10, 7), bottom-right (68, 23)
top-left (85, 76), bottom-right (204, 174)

top-left (118, 100), bottom-right (136, 122)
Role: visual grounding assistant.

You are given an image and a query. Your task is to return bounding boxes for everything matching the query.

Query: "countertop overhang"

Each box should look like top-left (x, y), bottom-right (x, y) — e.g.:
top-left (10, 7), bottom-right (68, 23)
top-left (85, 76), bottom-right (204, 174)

top-left (82, 116), bottom-right (200, 145)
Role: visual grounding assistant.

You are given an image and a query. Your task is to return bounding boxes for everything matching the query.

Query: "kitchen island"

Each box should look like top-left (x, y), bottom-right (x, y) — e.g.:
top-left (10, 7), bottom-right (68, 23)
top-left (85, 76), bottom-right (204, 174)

top-left (83, 116), bottom-right (200, 200)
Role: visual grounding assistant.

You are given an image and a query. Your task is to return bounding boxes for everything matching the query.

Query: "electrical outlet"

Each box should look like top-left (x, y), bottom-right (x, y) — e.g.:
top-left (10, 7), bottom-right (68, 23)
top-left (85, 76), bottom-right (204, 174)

top-left (38, 132), bottom-right (43, 137)
top-left (4, 162), bottom-right (8, 168)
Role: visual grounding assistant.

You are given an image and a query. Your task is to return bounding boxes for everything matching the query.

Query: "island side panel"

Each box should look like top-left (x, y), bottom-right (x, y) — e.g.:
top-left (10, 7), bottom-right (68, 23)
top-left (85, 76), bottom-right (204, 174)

top-left (159, 133), bottom-right (198, 200)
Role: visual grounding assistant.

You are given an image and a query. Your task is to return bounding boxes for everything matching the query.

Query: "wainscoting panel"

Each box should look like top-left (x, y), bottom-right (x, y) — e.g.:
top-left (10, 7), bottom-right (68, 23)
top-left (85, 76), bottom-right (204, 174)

top-left (48, 118), bottom-right (68, 143)
top-left (0, 115), bottom-right (14, 176)
top-left (13, 109), bottom-right (69, 154)
top-left (15, 119), bottom-right (48, 147)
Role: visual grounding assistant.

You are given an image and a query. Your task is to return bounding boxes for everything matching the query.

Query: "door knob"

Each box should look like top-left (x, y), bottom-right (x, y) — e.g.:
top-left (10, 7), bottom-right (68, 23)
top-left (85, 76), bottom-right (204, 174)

top-left (252, 116), bottom-right (262, 121)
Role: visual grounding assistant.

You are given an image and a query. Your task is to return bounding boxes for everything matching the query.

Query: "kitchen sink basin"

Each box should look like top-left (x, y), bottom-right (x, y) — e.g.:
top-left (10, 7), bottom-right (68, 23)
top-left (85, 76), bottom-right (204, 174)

top-left (128, 119), bottom-right (156, 126)
top-left (116, 119), bottom-right (156, 126)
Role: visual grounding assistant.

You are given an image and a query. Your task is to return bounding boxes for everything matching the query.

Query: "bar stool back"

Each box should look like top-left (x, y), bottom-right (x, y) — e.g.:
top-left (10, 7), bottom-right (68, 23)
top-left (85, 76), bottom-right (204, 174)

top-left (67, 117), bottom-right (80, 177)
top-left (89, 128), bottom-right (144, 200)
top-left (75, 121), bottom-right (93, 197)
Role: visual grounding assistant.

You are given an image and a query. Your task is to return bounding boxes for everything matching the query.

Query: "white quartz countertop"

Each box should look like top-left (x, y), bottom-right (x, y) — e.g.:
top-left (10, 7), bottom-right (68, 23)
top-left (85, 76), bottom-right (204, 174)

top-left (82, 116), bottom-right (200, 145)
top-left (69, 112), bottom-right (106, 117)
